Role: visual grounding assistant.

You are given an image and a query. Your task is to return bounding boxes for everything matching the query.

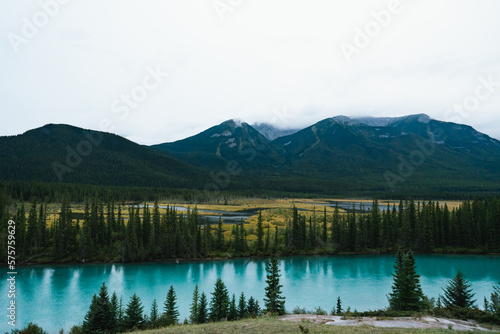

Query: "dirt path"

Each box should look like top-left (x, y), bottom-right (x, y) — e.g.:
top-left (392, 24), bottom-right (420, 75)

top-left (279, 314), bottom-right (496, 331)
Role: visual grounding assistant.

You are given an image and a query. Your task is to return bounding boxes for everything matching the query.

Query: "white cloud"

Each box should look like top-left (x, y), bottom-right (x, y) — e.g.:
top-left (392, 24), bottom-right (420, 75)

top-left (1, 0), bottom-right (500, 144)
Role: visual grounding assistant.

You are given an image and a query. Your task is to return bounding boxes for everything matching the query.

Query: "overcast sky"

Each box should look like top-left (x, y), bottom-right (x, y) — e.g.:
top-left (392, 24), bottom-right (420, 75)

top-left (1, 0), bottom-right (500, 144)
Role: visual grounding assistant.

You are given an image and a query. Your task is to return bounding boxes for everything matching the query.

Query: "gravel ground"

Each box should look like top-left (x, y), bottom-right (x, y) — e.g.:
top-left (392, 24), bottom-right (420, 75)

top-left (279, 314), bottom-right (496, 331)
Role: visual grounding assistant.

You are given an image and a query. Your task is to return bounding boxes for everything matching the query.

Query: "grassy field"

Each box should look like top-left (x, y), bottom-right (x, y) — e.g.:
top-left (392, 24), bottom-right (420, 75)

top-left (135, 317), bottom-right (494, 334)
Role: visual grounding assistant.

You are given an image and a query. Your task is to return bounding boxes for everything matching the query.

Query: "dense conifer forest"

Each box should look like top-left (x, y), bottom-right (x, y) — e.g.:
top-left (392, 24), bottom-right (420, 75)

top-left (1, 184), bottom-right (499, 264)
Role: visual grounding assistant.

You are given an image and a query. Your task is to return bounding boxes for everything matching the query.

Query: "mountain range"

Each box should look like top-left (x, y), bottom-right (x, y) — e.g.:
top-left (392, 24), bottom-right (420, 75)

top-left (1, 114), bottom-right (500, 196)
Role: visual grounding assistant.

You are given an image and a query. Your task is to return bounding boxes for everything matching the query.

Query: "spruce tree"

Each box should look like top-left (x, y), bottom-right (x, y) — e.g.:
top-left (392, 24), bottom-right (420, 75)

top-left (331, 203), bottom-right (341, 247)
top-left (336, 296), bottom-right (342, 315)
top-left (80, 199), bottom-right (93, 260)
top-left (142, 203), bottom-right (151, 250)
top-left (403, 250), bottom-right (425, 310)
top-left (82, 283), bottom-right (115, 333)
top-left (228, 294), bottom-right (237, 320)
top-left (163, 285), bottom-right (179, 325)
top-left (322, 207), bottom-right (328, 244)
top-left (388, 249), bottom-right (425, 311)
top-left (216, 217), bottom-right (225, 251)
top-left (116, 296), bottom-right (124, 332)
top-left (247, 296), bottom-right (260, 317)
top-left (26, 201), bottom-right (39, 255)
top-left (441, 270), bottom-right (476, 309)
top-left (238, 292), bottom-right (247, 319)
top-left (110, 291), bottom-right (119, 328)
top-left (124, 293), bottom-right (144, 329)
top-left (150, 299), bottom-right (159, 326)
top-left (189, 285), bottom-right (199, 324)
top-left (256, 210), bottom-right (264, 252)
top-left (263, 255), bottom-right (286, 315)
top-left (197, 292), bottom-right (208, 324)
top-left (490, 282), bottom-right (500, 315)
top-left (265, 223), bottom-right (271, 253)
top-left (82, 295), bottom-right (99, 334)
top-left (209, 277), bottom-right (230, 321)
top-left (389, 249), bottom-right (406, 312)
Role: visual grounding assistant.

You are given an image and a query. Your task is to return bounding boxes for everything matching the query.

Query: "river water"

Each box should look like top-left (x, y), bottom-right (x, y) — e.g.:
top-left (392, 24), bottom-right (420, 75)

top-left (2, 254), bottom-right (499, 333)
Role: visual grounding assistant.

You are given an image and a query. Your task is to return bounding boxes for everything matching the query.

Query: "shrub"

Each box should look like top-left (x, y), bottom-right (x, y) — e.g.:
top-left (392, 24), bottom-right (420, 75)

top-left (292, 306), bottom-right (307, 314)
top-left (314, 306), bottom-right (327, 315)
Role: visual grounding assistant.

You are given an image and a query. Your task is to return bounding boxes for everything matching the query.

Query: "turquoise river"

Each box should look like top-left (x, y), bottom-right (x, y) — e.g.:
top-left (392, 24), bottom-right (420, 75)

top-left (2, 254), bottom-right (500, 333)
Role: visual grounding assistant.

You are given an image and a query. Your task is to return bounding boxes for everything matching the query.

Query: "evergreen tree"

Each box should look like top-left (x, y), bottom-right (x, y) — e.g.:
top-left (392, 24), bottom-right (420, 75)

top-left (256, 210), bottom-right (264, 252)
top-left (25, 201), bottom-right (39, 255)
top-left (163, 285), bottom-right (179, 325)
top-left (142, 203), bottom-right (151, 251)
top-left (149, 199), bottom-right (161, 257)
top-left (124, 293), bottom-right (144, 329)
top-left (388, 249), bottom-right (425, 311)
top-left (209, 277), bottom-right (230, 321)
top-left (247, 296), bottom-right (260, 317)
top-left (197, 292), bottom-right (208, 324)
top-left (82, 295), bottom-right (99, 334)
top-left (336, 296), bottom-right (342, 315)
top-left (322, 207), bottom-right (328, 244)
top-left (150, 299), bottom-right (159, 326)
top-left (232, 224), bottom-right (240, 253)
top-left (441, 270), bottom-right (476, 309)
top-left (228, 294), bottom-right (237, 321)
top-left (38, 202), bottom-right (47, 248)
top-left (490, 282), bottom-right (500, 315)
top-left (291, 206), bottom-right (300, 249)
top-left (116, 295), bottom-right (124, 332)
top-left (237, 292), bottom-right (247, 319)
top-left (216, 217), bottom-right (225, 252)
top-left (299, 215), bottom-right (307, 250)
top-left (265, 223), bottom-right (271, 253)
top-left (189, 285), bottom-right (199, 324)
top-left (370, 199), bottom-right (380, 248)
top-left (14, 203), bottom-right (26, 256)
top-left (274, 226), bottom-right (279, 252)
top-left (202, 218), bottom-right (212, 256)
top-left (331, 203), bottom-right (341, 248)
top-left (80, 199), bottom-right (93, 260)
top-left (263, 254), bottom-right (286, 315)
top-left (82, 283), bottom-right (115, 333)
top-left (110, 291), bottom-right (119, 328)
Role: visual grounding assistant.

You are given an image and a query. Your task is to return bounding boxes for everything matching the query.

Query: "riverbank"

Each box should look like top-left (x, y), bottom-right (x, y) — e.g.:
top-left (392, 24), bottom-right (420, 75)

top-left (280, 314), bottom-right (498, 331)
top-left (134, 316), bottom-right (500, 333)
top-left (13, 248), bottom-right (500, 266)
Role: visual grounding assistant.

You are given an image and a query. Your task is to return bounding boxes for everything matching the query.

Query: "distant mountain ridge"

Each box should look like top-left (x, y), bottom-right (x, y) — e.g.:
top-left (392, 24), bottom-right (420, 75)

top-left (2, 114), bottom-right (500, 195)
top-left (151, 113), bottom-right (500, 193)
top-left (152, 119), bottom-right (284, 172)
top-left (0, 124), bottom-right (208, 188)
